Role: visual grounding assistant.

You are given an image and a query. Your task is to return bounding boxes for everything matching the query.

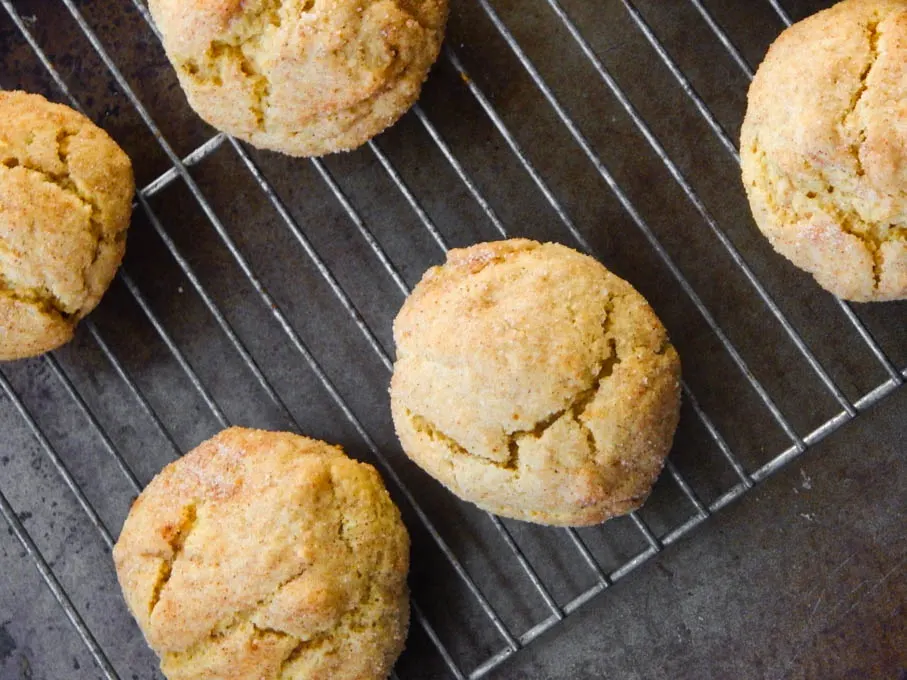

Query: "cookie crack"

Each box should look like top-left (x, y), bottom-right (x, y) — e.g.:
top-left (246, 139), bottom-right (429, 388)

top-left (0, 129), bottom-right (96, 212)
top-left (180, 0), bottom-right (282, 132)
top-left (502, 298), bottom-right (619, 468)
top-left (0, 268), bottom-right (74, 319)
top-left (163, 563), bottom-right (311, 661)
top-left (283, 45), bottom-right (430, 142)
top-left (31, 128), bottom-right (104, 226)
top-left (272, 586), bottom-right (379, 680)
top-left (842, 20), bottom-right (880, 179)
top-left (57, 130), bottom-right (106, 248)
top-left (328, 466), bottom-right (355, 560)
top-left (243, 564), bottom-right (311, 630)
top-left (149, 503), bottom-right (197, 614)
top-left (405, 345), bottom-right (620, 472)
top-left (407, 297), bottom-right (622, 471)
top-left (212, 42), bottom-right (272, 131)
top-left (164, 470), bottom-right (376, 671)
top-left (809, 161), bottom-right (886, 287)
top-left (277, 639), bottom-right (309, 675)
top-left (506, 337), bottom-right (620, 469)
top-left (178, 0), bottom-right (439, 142)
top-left (273, 520), bottom-right (384, 680)
top-left (572, 339), bottom-right (620, 454)
top-left (251, 623), bottom-right (292, 639)
top-left (274, 576), bottom-right (387, 679)
top-left (406, 410), bottom-right (491, 465)
top-left (845, 212), bottom-right (882, 287)
top-left (275, 633), bottom-right (332, 678)
top-left (0, 128), bottom-right (108, 315)
top-left (57, 130), bottom-right (114, 288)
top-left (750, 142), bottom-right (897, 290)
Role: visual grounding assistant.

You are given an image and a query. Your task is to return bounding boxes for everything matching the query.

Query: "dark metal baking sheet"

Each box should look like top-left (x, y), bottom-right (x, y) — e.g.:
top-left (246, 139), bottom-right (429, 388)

top-left (0, 0), bottom-right (903, 678)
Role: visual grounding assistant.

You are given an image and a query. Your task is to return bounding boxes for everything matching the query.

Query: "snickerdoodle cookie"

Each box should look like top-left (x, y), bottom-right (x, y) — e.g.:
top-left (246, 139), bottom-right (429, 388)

top-left (741, 0), bottom-right (907, 301)
top-left (390, 239), bottom-right (681, 527)
top-left (149, 0), bottom-right (447, 157)
top-left (0, 91), bottom-right (133, 361)
top-left (113, 427), bottom-right (410, 680)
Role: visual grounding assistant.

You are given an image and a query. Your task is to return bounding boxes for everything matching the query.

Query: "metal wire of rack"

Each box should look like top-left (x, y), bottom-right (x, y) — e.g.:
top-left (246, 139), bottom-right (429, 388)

top-left (0, 0), bottom-right (903, 678)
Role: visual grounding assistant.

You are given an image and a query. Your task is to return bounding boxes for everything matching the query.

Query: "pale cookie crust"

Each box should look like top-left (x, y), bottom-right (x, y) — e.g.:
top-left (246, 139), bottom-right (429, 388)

top-left (150, 0), bottom-right (448, 157)
top-left (0, 91), bottom-right (134, 360)
top-left (390, 239), bottom-right (682, 527)
top-left (741, 0), bottom-right (907, 302)
top-left (113, 427), bottom-right (410, 680)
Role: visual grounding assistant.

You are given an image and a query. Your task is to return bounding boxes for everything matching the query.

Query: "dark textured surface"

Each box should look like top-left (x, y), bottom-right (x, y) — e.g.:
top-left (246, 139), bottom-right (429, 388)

top-left (500, 386), bottom-right (907, 680)
top-left (0, 0), bottom-right (904, 678)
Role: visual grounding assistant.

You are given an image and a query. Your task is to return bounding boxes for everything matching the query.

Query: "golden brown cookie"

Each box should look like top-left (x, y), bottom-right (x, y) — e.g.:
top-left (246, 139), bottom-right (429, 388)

top-left (149, 0), bottom-right (448, 157)
top-left (390, 239), bottom-right (682, 527)
top-left (0, 91), bottom-right (133, 361)
top-left (741, 0), bottom-right (907, 302)
top-left (113, 427), bottom-right (410, 680)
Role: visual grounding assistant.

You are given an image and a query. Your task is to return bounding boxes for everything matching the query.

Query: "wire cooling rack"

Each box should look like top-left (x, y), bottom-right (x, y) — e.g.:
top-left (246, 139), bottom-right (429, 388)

top-left (0, 0), bottom-right (904, 678)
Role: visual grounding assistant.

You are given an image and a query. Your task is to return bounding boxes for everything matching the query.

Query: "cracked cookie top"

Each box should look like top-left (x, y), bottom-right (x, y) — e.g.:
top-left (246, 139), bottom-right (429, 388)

top-left (150, 0), bottom-right (448, 156)
top-left (741, 0), bottom-right (907, 301)
top-left (113, 427), bottom-right (410, 680)
top-left (390, 239), bottom-right (681, 526)
top-left (0, 91), bottom-right (134, 361)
